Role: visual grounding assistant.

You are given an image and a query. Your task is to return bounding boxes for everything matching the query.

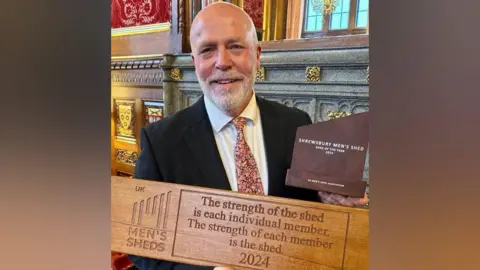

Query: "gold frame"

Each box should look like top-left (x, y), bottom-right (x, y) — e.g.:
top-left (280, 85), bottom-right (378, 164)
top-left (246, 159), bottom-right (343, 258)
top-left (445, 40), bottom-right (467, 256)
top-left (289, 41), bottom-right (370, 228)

top-left (111, 54), bottom-right (165, 61)
top-left (261, 0), bottom-right (286, 41)
top-left (262, 0), bottom-right (272, 40)
top-left (111, 22), bottom-right (171, 37)
top-left (230, 0), bottom-right (244, 8)
top-left (273, 0), bottom-right (286, 40)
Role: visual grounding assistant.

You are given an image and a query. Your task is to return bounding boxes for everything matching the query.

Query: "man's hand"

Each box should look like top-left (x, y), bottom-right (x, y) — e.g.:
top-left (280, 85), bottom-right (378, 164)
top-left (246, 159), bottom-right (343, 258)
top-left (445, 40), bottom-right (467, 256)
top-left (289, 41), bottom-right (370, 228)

top-left (214, 266), bottom-right (234, 270)
top-left (318, 191), bottom-right (369, 207)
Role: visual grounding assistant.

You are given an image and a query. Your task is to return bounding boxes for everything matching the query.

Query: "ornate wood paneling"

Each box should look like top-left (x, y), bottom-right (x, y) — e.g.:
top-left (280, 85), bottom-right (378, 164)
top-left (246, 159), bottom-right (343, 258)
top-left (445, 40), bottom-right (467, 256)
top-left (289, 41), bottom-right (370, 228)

top-left (111, 71), bottom-right (164, 85)
top-left (114, 99), bottom-right (137, 142)
top-left (115, 148), bottom-right (139, 166)
top-left (111, 31), bottom-right (171, 57)
top-left (111, 56), bottom-right (165, 176)
top-left (144, 100), bottom-right (165, 124)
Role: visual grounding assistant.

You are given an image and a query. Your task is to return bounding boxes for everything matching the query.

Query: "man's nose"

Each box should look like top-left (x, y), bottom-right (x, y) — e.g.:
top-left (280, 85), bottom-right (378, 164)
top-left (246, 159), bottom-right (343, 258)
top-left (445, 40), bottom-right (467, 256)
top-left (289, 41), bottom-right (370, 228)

top-left (215, 48), bottom-right (232, 71)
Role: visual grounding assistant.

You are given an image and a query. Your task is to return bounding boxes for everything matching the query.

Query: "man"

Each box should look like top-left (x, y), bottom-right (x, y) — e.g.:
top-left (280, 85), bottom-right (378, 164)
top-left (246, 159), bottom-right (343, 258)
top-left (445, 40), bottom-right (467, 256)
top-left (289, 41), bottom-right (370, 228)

top-left (129, 2), bottom-right (368, 270)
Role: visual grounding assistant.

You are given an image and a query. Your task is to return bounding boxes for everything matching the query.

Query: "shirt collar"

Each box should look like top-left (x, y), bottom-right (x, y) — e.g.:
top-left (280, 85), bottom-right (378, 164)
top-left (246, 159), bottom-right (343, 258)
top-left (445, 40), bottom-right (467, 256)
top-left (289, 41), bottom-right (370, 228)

top-left (204, 92), bottom-right (259, 133)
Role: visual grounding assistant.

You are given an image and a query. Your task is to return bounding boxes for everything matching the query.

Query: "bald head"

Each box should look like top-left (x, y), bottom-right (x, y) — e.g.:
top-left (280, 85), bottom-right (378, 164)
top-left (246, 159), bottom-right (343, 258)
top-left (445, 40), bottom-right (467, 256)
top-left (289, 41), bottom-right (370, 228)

top-left (189, 2), bottom-right (258, 54)
top-left (188, 2), bottom-right (262, 117)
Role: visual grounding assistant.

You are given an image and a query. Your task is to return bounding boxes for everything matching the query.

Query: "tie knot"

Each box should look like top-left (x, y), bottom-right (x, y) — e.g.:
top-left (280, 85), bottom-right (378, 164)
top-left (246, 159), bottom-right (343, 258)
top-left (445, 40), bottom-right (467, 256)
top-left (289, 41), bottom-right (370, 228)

top-left (232, 117), bottom-right (247, 130)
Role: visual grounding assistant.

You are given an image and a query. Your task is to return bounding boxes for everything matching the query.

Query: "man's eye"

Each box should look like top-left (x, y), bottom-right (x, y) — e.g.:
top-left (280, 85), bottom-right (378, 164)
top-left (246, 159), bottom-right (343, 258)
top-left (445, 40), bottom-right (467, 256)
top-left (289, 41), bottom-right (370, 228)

top-left (200, 48), bottom-right (211, 54)
top-left (230, 45), bottom-right (243, 49)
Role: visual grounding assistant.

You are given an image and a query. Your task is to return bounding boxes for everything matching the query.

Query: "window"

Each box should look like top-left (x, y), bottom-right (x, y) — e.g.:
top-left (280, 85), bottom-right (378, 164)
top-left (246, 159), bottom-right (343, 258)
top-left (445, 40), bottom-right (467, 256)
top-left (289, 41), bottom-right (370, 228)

top-left (356, 0), bottom-right (369, 28)
top-left (302, 0), bottom-right (369, 38)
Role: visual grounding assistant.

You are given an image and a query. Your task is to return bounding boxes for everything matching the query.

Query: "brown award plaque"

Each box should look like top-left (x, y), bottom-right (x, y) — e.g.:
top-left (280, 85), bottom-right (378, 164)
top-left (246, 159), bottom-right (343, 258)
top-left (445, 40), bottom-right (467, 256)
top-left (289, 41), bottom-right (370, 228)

top-left (286, 112), bottom-right (369, 197)
top-left (111, 176), bottom-right (369, 270)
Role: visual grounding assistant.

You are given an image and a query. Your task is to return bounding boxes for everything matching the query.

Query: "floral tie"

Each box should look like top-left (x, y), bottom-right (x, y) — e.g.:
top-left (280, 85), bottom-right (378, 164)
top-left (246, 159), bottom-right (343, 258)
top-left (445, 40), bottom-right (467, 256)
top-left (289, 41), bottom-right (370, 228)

top-left (232, 117), bottom-right (264, 195)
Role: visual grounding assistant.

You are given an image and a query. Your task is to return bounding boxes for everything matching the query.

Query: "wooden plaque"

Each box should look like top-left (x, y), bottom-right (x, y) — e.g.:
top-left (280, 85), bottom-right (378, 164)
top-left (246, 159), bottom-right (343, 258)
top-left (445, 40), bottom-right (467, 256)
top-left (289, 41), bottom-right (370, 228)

top-left (111, 176), bottom-right (369, 270)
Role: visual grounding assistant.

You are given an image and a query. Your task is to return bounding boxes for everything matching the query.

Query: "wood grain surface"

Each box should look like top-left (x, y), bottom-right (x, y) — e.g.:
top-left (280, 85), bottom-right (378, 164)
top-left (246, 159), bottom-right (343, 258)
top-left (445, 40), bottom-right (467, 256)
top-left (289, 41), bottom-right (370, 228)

top-left (111, 176), bottom-right (369, 269)
top-left (111, 31), bottom-right (170, 56)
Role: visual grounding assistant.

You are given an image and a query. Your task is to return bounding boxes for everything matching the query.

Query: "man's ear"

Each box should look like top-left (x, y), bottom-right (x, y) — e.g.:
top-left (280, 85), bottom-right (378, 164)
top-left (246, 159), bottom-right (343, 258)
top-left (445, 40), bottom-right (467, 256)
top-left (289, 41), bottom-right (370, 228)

top-left (256, 45), bottom-right (262, 68)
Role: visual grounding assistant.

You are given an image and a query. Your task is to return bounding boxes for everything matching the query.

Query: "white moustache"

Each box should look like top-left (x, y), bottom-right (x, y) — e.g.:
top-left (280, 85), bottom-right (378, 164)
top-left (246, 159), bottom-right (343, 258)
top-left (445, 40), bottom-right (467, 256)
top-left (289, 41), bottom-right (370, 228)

top-left (208, 73), bottom-right (244, 83)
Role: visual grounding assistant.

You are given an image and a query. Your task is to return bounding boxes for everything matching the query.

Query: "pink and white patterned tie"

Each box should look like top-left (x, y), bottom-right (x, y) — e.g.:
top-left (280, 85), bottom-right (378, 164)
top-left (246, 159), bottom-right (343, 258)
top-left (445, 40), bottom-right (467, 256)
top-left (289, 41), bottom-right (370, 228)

top-left (232, 117), bottom-right (264, 195)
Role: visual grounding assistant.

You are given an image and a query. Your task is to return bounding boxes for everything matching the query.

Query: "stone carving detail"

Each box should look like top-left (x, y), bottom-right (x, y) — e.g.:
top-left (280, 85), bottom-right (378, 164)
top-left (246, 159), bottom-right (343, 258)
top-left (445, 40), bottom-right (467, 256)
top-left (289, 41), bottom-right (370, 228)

top-left (306, 66), bottom-right (321, 82)
top-left (115, 149), bottom-right (139, 166)
top-left (115, 99), bottom-right (136, 140)
top-left (185, 93), bottom-right (202, 107)
top-left (262, 97), bottom-right (311, 112)
top-left (327, 111), bottom-right (352, 120)
top-left (363, 150), bottom-right (370, 180)
top-left (285, 99), bottom-right (311, 113)
top-left (352, 102), bottom-right (369, 114)
top-left (112, 71), bottom-right (163, 84)
top-left (255, 67), bottom-right (265, 82)
top-left (366, 66), bottom-right (369, 83)
top-left (317, 101), bottom-right (338, 122)
top-left (260, 96), bottom-right (313, 119)
top-left (171, 68), bottom-right (182, 81)
top-left (317, 99), bottom-right (369, 122)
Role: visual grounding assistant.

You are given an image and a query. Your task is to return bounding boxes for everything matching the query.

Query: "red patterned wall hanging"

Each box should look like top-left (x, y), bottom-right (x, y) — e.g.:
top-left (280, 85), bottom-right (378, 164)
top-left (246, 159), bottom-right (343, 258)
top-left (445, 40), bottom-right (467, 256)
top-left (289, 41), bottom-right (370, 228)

top-left (243, 0), bottom-right (264, 29)
top-left (111, 0), bottom-right (171, 29)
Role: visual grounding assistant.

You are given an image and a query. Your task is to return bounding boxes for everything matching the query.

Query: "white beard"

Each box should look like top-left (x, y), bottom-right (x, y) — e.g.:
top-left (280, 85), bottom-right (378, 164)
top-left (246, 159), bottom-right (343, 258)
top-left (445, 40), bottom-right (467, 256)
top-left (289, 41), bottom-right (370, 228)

top-left (198, 69), bottom-right (256, 115)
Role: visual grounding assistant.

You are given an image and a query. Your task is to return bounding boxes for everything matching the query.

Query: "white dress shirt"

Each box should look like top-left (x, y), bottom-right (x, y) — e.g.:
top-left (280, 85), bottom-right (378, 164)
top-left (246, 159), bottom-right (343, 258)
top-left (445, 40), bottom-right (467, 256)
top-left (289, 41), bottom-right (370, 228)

top-left (204, 93), bottom-right (269, 194)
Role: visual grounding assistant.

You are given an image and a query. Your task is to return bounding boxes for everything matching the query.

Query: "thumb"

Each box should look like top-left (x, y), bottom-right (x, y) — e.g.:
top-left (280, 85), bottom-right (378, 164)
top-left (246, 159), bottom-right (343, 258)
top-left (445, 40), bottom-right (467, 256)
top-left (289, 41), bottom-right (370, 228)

top-left (350, 192), bottom-right (369, 205)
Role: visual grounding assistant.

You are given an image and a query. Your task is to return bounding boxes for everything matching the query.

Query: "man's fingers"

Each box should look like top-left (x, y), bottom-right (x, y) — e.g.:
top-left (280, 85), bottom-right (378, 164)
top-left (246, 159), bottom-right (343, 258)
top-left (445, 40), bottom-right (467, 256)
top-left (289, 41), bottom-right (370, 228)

top-left (318, 191), bottom-right (334, 204)
top-left (319, 191), bottom-right (369, 207)
top-left (349, 192), bottom-right (369, 205)
top-left (318, 192), bottom-right (342, 205)
top-left (347, 197), bottom-right (367, 205)
top-left (328, 194), bottom-right (355, 207)
top-left (349, 193), bottom-right (369, 205)
top-left (337, 193), bottom-right (368, 206)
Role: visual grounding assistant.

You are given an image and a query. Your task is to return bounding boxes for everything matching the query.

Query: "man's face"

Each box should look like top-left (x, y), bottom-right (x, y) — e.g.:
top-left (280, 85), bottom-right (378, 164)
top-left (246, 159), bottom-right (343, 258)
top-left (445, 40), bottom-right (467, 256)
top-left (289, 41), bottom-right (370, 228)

top-left (191, 16), bottom-right (261, 115)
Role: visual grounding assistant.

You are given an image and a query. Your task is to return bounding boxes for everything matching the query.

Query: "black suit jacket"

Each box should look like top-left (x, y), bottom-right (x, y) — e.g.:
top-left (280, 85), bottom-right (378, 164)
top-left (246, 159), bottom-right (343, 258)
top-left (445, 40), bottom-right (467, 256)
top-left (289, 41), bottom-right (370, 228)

top-left (129, 95), bottom-right (318, 270)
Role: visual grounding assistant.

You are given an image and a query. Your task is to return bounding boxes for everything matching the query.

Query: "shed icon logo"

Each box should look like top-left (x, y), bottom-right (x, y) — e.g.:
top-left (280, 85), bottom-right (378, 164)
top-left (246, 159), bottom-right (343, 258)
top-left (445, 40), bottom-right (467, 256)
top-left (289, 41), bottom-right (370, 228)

top-left (131, 191), bottom-right (172, 229)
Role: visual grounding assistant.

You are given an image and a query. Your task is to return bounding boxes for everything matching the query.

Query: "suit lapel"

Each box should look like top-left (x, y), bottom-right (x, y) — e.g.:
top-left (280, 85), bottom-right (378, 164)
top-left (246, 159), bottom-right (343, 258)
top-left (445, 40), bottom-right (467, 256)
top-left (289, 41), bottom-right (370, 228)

top-left (257, 97), bottom-right (285, 197)
top-left (181, 96), bottom-right (287, 195)
top-left (182, 97), bottom-right (232, 191)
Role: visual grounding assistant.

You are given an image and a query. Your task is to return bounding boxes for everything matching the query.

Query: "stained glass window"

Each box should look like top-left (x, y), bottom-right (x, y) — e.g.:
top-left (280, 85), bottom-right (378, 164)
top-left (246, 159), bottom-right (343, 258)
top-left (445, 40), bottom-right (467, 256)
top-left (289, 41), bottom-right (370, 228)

top-left (304, 0), bottom-right (324, 32)
top-left (329, 0), bottom-right (350, 30)
top-left (302, 0), bottom-right (369, 36)
top-left (356, 0), bottom-right (369, 28)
